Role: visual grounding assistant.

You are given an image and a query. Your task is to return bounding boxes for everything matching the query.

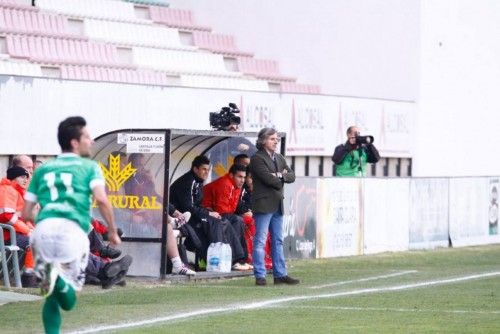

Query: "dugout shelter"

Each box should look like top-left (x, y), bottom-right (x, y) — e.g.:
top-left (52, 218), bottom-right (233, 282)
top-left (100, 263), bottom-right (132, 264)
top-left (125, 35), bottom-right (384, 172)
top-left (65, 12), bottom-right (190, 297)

top-left (91, 128), bottom-right (286, 278)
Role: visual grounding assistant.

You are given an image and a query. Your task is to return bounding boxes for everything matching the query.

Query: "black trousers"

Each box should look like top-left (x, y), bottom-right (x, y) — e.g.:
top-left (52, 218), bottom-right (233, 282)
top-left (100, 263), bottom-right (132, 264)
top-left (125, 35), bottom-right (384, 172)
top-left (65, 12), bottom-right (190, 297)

top-left (185, 215), bottom-right (245, 263)
top-left (222, 214), bottom-right (248, 263)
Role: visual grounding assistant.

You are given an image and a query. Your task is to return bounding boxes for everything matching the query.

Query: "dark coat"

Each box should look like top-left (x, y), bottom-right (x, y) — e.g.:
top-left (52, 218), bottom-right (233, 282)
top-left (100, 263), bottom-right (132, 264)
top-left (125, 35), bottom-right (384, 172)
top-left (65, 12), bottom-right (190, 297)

top-left (249, 150), bottom-right (295, 214)
top-left (169, 170), bottom-right (210, 221)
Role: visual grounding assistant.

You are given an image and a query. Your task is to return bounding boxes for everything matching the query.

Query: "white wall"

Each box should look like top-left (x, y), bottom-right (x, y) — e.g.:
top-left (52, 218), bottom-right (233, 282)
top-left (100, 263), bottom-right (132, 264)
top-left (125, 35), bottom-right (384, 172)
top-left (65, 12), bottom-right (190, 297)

top-left (170, 0), bottom-right (500, 177)
top-left (415, 0), bottom-right (500, 176)
top-left (168, 0), bottom-right (420, 101)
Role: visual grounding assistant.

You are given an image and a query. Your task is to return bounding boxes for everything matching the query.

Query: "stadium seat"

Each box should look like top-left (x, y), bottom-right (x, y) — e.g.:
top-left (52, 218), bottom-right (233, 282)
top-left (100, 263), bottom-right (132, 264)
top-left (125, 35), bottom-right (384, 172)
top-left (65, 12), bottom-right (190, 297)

top-left (236, 57), bottom-right (295, 82)
top-left (0, 0), bottom-right (32, 10)
top-left (180, 74), bottom-right (269, 91)
top-left (83, 18), bottom-right (192, 50)
top-left (36, 0), bottom-right (149, 24)
top-left (0, 58), bottom-right (43, 76)
top-left (191, 31), bottom-right (252, 57)
top-left (132, 47), bottom-right (236, 76)
top-left (148, 6), bottom-right (210, 31)
top-left (280, 81), bottom-right (321, 94)
top-left (60, 64), bottom-right (169, 85)
top-left (0, 7), bottom-right (81, 38)
top-left (0, 1), bottom-right (320, 92)
top-left (5, 34), bottom-right (132, 67)
top-left (123, 0), bottom-right (169, 7)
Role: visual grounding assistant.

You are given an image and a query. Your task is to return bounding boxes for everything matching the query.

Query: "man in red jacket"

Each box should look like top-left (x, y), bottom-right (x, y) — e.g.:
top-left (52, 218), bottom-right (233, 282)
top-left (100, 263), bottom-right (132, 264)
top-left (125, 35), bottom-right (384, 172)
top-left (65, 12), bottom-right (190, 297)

top-left (0, 166), bottom-right (37, 286)
top-left (202, 164), bottom-right (251, 271)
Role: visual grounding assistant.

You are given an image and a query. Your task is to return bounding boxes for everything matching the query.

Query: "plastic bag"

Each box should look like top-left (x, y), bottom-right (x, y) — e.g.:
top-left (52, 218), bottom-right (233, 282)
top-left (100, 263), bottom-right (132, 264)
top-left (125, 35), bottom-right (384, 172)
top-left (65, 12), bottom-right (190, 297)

top-left (206, 242), bottom-right (232, 273)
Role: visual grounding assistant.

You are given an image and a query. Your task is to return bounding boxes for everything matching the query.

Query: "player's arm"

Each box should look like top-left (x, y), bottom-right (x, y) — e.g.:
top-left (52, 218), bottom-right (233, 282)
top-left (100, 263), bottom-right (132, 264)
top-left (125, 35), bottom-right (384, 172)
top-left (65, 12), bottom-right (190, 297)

top-left (92, 184), bottom-right (121, 246)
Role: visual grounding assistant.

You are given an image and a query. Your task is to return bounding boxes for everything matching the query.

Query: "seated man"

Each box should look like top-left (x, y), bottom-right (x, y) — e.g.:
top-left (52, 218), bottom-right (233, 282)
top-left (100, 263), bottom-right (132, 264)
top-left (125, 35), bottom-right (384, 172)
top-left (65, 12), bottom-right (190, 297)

top-left (85, 219), bottom-right (132, 288)
top-left (0, 166), bottom-right (37, 287)
top-left (89, 218), bottom-right (123, 259)
top-left (85, 253), bottom-right (132, 289)
top-left (170, 155), bottom-right (246, 270)
top-left (202, 164), bottom-right (252, 271)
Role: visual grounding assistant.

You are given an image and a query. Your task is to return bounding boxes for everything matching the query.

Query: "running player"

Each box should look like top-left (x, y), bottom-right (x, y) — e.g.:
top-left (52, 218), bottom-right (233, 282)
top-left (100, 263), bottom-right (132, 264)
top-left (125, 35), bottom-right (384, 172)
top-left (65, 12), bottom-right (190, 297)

top-left (23, 116), bottom-right (121, 334)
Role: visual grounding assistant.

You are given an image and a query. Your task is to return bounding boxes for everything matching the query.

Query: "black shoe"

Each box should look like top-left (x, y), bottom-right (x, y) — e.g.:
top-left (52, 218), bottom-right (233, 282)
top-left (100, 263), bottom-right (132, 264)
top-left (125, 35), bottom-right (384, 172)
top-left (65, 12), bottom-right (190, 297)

top-left (274, 275), bottom-right (300, 285)
top-left (100, 255), bottom-right (133, 289)
top-left (85, 273), bottom-right (101, 285)
top-left (116, 278), bottom-right (127, 287)
top-left (99, 245), bottom-right (122, 259)
top-left (21, 272), bottom-right (39, 288)
top-left (102, 271), bottom-right (126, 289)
top-left (255, 277), bottom-right (267, 286)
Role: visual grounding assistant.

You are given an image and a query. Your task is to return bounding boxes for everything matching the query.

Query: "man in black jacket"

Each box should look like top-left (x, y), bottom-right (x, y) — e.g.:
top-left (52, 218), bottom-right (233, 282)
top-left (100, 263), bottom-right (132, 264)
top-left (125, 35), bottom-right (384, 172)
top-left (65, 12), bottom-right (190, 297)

top-left (332, 125), bottom-right (380, 176)
top-left (169, 155), bottom-right (246, 268)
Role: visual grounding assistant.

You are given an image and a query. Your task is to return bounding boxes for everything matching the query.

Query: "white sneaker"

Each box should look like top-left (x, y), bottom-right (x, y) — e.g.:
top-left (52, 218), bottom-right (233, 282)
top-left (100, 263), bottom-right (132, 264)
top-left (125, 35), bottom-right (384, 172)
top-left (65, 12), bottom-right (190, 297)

top-left (232, 263), bottom-right (252, 271)
top-left (181, 211), bottom-right (191, 224)
top-left (172, 264), bottom-right (196, 276)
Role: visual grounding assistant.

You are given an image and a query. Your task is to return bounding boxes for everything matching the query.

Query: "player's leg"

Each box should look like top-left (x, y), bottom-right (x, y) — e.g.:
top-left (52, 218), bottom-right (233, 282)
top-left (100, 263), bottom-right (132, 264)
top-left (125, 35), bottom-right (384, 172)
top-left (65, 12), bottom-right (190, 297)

top-left (54, 222), bottom-right (89, 310)
top-left (42, 294), bottom-right (61, 334)
top-left (31, 220), bottom-right (63, 334)
top-left (32, 218), bottom-right (89, 333)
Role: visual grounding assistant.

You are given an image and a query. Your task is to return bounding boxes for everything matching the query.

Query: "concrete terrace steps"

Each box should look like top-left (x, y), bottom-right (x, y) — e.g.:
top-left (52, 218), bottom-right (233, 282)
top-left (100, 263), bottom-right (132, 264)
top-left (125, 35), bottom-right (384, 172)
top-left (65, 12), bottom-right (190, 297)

top-left (0, 0), bottom-right (321, 94)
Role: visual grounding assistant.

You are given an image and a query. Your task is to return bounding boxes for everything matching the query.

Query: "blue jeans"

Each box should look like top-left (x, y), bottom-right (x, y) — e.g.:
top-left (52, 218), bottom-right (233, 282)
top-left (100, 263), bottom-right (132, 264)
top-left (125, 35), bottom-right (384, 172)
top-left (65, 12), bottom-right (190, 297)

top-left (252, 211), bottom-right (287, 279)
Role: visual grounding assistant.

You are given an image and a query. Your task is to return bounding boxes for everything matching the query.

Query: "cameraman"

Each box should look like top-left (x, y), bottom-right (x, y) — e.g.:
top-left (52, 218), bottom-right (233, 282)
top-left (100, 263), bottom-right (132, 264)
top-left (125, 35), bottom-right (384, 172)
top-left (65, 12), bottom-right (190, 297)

top-left (332, 126), bottom-right (380, 177)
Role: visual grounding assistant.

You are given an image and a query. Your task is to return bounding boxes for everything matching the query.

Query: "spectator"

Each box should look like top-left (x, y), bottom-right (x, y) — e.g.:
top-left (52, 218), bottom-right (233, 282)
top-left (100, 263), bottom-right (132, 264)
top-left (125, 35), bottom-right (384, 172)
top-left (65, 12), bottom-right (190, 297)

top-left (233, 154), bottom-right (250, 167)
top-left (22, 116), bottom-right (121, 334)
top-left (12, 155), bottom-right (34, 176)
top-left (85, 219), bottom-right (134, 287)
top-left (170, 155), bottom-right (245, 270)
top-left (202, 164), bottom-right (252, 271)
top-left (332, 125), bottom-right (380, 177)
top-left (0, 166), bottom-right (37, 287)
top-left (250, 127), bottom-right (299, 286)
top-left (85, 253), bottom-right (132, 289)
top-left (88, 219), bottom-right (122, 260)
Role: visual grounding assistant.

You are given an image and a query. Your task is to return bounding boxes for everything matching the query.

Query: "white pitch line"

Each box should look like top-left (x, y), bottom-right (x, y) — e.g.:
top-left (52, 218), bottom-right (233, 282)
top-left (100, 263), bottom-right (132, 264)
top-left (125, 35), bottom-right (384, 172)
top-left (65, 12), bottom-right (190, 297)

top-left (69, 271), bottom-right (500, 334)
top-left (287, 305), bottom-right (500, 315)
top-left (309, 270), bottom-right (418, 289)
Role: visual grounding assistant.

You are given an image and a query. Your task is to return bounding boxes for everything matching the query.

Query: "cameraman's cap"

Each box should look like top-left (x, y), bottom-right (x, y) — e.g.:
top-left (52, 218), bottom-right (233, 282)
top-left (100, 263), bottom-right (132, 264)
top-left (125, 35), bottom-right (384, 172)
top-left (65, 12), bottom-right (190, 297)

top-left (7, 166), bottom-right (29, 180)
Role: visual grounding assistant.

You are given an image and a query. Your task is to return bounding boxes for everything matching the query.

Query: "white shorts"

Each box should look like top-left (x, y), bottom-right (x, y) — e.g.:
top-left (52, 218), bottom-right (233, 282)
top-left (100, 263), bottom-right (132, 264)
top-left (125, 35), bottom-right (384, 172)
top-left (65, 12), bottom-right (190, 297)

top-left (30, 218), bottom-right (89, 291)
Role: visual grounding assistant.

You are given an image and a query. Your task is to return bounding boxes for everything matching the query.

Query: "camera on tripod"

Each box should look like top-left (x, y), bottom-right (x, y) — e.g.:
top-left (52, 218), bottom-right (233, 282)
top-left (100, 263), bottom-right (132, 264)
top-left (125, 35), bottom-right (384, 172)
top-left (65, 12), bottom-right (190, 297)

top-left (209, 103), bottom-right (241, 131)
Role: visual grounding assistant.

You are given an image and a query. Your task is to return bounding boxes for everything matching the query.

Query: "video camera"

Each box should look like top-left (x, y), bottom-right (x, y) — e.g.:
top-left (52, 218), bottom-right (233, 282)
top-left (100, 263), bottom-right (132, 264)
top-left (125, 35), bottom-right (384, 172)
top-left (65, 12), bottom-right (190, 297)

top-left (209, 103), bottom-right (241, 131)
top-left (355, 135), bottom-right (374, 145)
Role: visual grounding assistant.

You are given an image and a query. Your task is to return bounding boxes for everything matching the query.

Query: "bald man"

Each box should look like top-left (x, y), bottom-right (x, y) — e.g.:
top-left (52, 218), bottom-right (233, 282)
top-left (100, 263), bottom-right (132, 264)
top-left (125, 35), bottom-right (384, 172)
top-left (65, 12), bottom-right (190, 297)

top-left (12, 155), bottom-right (34, 175)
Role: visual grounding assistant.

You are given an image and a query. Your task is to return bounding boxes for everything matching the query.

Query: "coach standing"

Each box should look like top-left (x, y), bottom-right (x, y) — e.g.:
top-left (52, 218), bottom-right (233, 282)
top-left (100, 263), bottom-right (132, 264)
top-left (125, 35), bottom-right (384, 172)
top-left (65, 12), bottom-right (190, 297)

top-left (250, 127), bottom-right (299, 286)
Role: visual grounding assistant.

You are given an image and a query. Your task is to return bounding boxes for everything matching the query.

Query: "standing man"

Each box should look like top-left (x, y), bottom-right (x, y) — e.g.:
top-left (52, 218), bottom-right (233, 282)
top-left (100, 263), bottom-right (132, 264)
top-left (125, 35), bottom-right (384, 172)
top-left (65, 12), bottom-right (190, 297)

top-left (332, 125), bottom-right (380, 177)
top-left (22, 116), bottom-right (121, 334)
top-left (250, 128), bottom-right (299, 286)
